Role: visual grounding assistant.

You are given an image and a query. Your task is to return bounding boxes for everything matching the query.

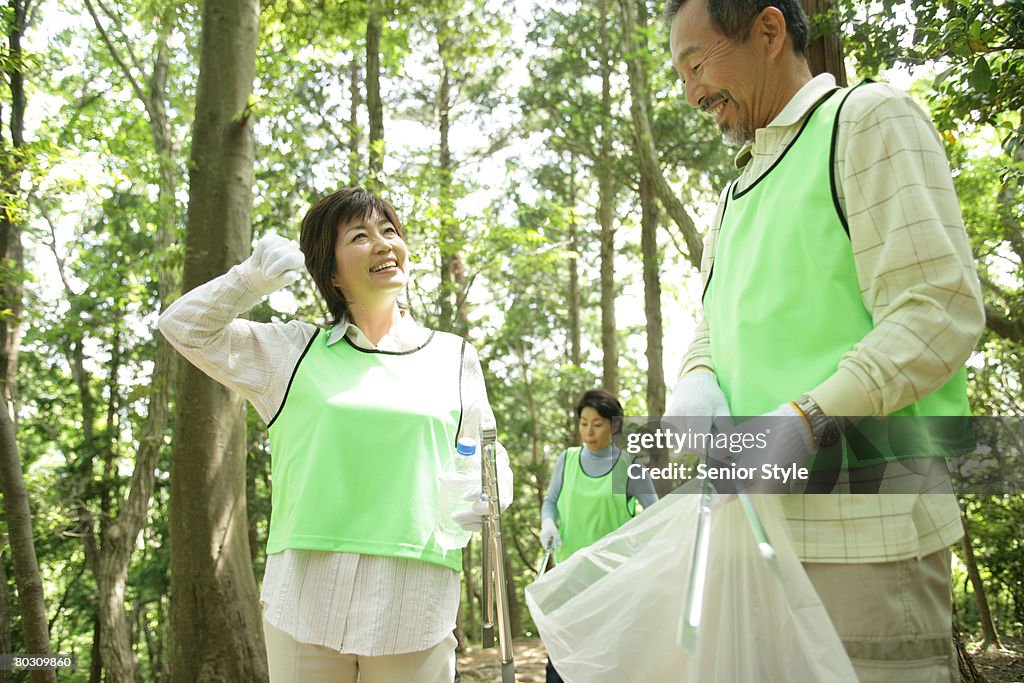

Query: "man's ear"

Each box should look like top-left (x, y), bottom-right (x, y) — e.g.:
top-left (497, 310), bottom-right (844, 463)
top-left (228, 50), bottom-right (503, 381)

top-left (754, 5), bottom-right (788, 60)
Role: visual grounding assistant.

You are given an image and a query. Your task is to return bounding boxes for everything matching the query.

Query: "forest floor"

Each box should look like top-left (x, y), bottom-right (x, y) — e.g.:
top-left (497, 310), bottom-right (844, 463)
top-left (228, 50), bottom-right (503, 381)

top-left (456, 636), bottom-right (1024, 682)
top-left (970, 635), bottom-right (1024, 682)
top-left (455, 639), bottom-right (547, 682)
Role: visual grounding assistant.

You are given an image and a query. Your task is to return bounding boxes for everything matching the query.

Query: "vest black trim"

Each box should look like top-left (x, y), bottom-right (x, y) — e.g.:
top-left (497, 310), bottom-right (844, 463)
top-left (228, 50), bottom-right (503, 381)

top-left (455, 339), bottom-right (466, 442)
top-left (267, 327), bottom-right (321, 429)
top-left (703, 87), bottom-right (841, 303)
top-left (730, 87), bottom-right (841, 201)
top-left (701, 180), bottom-right (734, 303)
top-left (341, 330), bottom-right (437, 355)
top-left (829, 79), bottom-right (875, 238)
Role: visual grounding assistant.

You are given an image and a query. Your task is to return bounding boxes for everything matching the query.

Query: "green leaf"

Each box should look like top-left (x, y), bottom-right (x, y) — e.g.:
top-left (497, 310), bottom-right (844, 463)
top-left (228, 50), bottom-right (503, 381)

top-left (969, 56), bottom-right (992, 93)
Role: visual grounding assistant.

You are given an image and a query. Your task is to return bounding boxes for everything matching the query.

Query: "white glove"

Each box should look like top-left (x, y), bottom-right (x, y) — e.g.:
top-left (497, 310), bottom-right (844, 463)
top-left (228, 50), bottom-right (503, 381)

top-left (706, 402), bottom-right (813, 494)
top-left (540, 518), bottom-right (561, 551)
top-left (452, 443), bottom-right (514, 533)
top-left (665, 368), bottom-right (733, 437)
top-left (243, 233), bottom-right (304, 295)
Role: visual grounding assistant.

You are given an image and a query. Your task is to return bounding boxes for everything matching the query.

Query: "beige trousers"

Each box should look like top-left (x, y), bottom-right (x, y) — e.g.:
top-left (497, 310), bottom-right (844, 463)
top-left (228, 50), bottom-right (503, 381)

top-left (804, 548), bottom-right (956, 683)
top-left (263, 618), bottom-right (456, 683)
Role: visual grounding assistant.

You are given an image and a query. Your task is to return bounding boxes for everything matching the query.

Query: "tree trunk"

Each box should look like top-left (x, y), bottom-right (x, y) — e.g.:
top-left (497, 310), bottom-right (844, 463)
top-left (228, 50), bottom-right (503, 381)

top-left (501, 536), bottom-right (521, 637)
top-left (366, 0), bottom-right (385, 190)
top-left (0, 404), bottom-right (54, 683)
top-left (954, 623), bottom-right (986, 683)
top-left (349, 57), bottom-right (362, 185)
top-left (639, 179), bottom-right (665, 415)
top-left (567, 158), bottom-right (581, 368)
top-left (802, 0), bottom-right (848, 85)
top-left (619, 0), bottom-right (703, 269)
top-left (89, 618), bottom-right (103, 683)
top-left (437, 44), bottom-right (455, 332)
top-left (76, 10), bottom-right (183, 679)
top-left (597, 0), bottom-right (618, 394)
top-left (169, 0), bottom-right (267, 678)
top-left (0, 2), bottom-right (56, 680)
top-left (961, 514), bottom-right (1002, 649)
top-left (458, 540), bottom-right (475, 650)
top-left (627, 0), bottom-right (666, 417)
top-left (0, 547), bottom-right (11, 683)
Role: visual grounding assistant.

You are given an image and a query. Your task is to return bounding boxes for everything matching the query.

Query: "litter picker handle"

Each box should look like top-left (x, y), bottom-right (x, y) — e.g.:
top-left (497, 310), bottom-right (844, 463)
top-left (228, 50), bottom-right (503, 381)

top-left (480, 422), bottom-right (515, 679)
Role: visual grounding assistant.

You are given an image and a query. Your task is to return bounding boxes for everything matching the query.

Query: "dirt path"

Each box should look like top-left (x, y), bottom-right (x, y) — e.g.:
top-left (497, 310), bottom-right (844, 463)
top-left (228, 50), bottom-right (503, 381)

top-left (456, 638), bottom-right (548, 682)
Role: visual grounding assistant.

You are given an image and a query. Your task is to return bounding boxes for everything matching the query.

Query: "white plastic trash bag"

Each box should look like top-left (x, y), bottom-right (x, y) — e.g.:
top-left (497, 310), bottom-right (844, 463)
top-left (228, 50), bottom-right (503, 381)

top-left (525, 491), bottom-right (857, 682)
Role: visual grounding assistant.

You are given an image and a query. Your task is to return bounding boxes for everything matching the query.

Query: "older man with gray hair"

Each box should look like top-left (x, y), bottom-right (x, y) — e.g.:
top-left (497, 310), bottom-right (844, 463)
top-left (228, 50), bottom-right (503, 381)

top-left (664, 0), bottom-right (984, 680)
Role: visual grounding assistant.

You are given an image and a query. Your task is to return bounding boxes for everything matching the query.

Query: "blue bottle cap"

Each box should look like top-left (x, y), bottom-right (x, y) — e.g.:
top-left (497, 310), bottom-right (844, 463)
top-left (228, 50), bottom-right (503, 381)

top-left (456, 438), bottom-right (477, 456)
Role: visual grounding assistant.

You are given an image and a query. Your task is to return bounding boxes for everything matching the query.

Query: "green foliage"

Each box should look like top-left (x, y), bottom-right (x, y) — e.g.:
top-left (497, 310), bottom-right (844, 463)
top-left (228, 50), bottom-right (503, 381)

top-left (840, 0), bottom-right (1024, 154)
top-left (4, 0), bottom-right (1021, 671)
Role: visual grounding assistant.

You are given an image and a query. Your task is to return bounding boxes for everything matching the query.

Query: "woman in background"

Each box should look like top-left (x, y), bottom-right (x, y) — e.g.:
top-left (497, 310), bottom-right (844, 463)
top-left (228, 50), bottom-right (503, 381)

top-left (539, 389), bottom-right (658, 683)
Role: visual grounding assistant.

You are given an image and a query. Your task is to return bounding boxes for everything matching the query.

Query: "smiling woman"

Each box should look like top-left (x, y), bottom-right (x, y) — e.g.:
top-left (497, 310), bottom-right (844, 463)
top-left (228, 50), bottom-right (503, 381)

top-left (157, 186), bottom-right (513, 683)
top-left (537, 388), bottom-right (659, 683)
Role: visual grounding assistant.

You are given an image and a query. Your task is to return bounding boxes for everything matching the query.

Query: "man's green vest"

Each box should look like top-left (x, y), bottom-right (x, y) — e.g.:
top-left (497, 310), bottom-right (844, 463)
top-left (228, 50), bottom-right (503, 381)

top-left (704, 86), bottom-right (971, 467)
top-left (267, 329), bottom-right (465, 572)
top-left (556, 447), bottom-right (636, 562)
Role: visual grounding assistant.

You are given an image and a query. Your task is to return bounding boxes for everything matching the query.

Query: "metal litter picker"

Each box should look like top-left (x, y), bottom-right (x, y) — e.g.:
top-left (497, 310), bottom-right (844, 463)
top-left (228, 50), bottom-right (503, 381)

top-left (480, 420), bottom-right (516, 682)
top-left (678, 473), bottom-right (781, 654)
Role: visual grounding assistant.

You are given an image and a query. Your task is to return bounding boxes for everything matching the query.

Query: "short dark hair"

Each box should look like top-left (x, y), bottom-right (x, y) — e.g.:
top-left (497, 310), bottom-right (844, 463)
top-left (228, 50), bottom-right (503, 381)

top-left (665, 0), bottom-right (809, 55)
top-left (299, 187), bottom-right (405, 327)
top-left (575, 389), bottom-right (625, 435)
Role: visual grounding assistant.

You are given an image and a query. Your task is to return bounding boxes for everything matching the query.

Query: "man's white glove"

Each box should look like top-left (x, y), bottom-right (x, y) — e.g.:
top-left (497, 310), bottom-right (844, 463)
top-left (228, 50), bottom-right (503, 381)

top-left (707, 402), bottom-right (814, 494)
top-left (665, 368), bottom-right (732, 437)
top-left (243, 233), bottom-right (305, 295)
top-left (539, 518), bottom-right (561, 551)
top-left (451, 443), bottom-right (514, 533)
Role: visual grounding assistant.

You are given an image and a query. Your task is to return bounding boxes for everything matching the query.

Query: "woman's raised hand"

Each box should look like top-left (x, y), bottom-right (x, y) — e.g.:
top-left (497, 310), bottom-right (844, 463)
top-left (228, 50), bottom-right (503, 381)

top-left (245, 233), bottom-right (305, 294)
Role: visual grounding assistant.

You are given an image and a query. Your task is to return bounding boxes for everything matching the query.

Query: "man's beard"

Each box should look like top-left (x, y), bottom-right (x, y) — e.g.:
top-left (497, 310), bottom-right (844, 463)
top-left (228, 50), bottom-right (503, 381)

top-left (704, 91), bottom-right (754, 147)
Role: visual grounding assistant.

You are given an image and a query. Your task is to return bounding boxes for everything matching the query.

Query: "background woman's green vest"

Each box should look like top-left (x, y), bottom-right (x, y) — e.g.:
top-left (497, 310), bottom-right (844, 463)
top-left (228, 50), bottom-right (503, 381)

top-left (704, 86), bottom-right (972, 468)
top-left (556, 447), bottom-right (636, 562)
top-left (267, 329), bottom-right (465, 571)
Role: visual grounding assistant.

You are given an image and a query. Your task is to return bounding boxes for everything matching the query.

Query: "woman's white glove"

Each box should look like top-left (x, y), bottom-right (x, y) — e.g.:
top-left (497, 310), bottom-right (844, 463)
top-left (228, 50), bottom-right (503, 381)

top-left (665, 368), bottom-right (733, 436)
top-left (243, 233), bottom-right (305, 295)
top-left (451, 443), bottom-right (514, 533)
top-left (540, 518), bottom-right (561, 551)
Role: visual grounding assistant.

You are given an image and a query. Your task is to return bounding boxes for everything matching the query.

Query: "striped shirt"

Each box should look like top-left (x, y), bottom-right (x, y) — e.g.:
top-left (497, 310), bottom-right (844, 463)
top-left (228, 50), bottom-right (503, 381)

top-left (680, 74), bottom-right (983, 562)
top-left (158, 261), bottom-right (510, 654)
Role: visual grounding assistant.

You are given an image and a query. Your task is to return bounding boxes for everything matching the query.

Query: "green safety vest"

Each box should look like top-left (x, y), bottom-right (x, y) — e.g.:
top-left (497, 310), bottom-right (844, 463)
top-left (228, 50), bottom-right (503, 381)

top-left (556, 447), bottom-right (636, 562)
top-left (704, 85), bottom-right (972, 468)
top-left (266, 328), bottom-right (465, 571)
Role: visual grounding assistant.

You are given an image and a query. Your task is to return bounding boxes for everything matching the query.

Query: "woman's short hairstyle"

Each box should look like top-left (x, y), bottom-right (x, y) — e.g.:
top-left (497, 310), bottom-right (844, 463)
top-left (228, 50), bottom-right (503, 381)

top-left (575, 389), bottom-right (625, 435)
top-left (299, 187), bottom-right (405, 327)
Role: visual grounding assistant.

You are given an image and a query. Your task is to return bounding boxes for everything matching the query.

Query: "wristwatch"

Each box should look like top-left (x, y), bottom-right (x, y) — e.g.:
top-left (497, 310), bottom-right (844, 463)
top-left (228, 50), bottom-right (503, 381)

top-left (793, 394), bottom-right (841, 449)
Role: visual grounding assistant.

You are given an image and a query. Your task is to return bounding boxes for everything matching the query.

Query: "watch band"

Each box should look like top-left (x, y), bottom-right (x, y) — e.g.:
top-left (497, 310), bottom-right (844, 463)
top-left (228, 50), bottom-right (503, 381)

top-left (793, 394), bottom-right (841, 449)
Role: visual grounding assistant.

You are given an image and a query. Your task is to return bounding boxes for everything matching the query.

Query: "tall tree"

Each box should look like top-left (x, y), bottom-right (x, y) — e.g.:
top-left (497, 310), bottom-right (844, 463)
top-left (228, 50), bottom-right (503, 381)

top-left (168, 0), bottom-right (267, 677)
top-left (349, 57), bottom-right (362, 185)
top-left (618, 0), bottom-right (703, 269)
top-left (619, 0), bottom-right (667, 415)
top-left (0, 1), bottom-right (56, 679)
top-left (79, 2), bottom-right (184, 678)
top-left (567, 158), bottom-right (582, 368)
top-left (960, 513), bottom-right (1002, 649)
top-left (803, 0), bottom-right (848, 85)
top-left (597, 0), bottom-right (619, 394)
top-left (366, 0), bottom-right (385, 189)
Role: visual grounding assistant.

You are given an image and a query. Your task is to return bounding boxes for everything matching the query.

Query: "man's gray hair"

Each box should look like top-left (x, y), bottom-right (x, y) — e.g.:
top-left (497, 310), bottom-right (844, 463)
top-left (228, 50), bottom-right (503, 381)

top-left (664, 0), bottom-right (810, 55)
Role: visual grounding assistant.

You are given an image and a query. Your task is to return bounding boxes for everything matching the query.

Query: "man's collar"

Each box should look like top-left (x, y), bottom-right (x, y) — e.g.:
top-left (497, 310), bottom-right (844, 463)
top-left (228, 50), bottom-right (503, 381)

top-left (734, 73), bottom-right (838, 169)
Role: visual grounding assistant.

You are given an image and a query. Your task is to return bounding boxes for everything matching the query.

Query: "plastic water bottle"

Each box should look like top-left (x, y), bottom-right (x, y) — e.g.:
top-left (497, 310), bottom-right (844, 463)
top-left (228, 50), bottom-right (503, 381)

top-left (435, 438), bottom-right (480, 551)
